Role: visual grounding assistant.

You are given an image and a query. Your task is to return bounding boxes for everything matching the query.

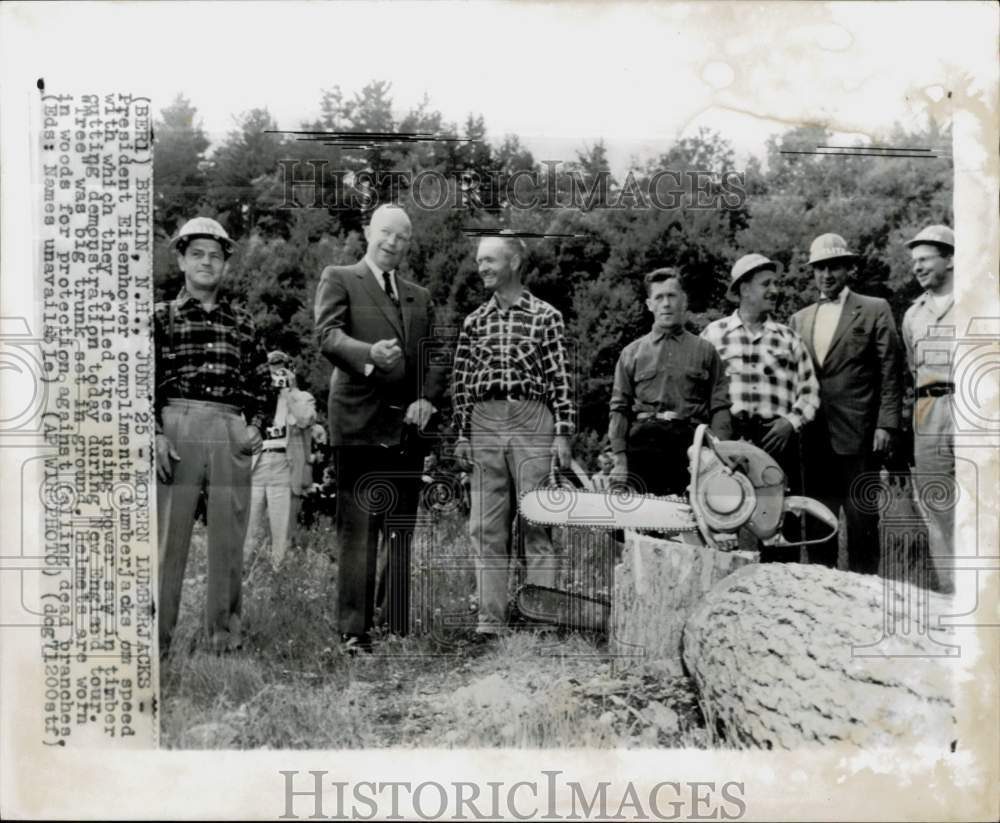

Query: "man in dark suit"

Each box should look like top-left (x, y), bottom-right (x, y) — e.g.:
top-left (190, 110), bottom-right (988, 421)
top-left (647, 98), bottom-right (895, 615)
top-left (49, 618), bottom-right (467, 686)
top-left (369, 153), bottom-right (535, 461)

top-left (314, 204), bottom-right (445, 649)
top-left (790, 233), bottom-right (902, 574)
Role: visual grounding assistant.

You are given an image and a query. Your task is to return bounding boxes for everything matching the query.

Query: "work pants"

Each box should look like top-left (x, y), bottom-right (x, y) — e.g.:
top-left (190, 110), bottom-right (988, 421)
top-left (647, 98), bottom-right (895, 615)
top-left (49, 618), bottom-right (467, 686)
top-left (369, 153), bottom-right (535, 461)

top-left (157, 399), bottom-right (252, 651)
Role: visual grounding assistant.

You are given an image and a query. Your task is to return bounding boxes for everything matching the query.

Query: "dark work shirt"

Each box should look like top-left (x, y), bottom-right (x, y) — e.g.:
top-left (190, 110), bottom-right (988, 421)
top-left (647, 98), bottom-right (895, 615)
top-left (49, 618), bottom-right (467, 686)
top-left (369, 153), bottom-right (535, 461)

top-left (608, 326), bottom-right (730, 454)
top-left (153, 288), bottom-right (271, 432)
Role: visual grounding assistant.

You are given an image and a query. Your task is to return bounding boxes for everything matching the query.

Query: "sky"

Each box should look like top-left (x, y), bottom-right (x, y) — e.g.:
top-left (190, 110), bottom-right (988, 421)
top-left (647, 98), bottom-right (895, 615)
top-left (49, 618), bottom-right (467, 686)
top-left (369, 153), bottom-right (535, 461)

top-left (2, 1), bottom-right (989, 175)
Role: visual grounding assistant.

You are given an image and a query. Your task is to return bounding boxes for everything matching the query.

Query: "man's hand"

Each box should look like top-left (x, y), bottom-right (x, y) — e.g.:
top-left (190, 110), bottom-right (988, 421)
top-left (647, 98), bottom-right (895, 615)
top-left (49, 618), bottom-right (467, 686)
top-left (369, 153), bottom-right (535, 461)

top-left (882, 445), bottom-right (911, 492)
top-left (609, 453), bottom-right (629, 489)
top-left (405, 398), bottom-right (436, 431)
top-left (760, 417), bottom-right (794, 455)
top-left (369, 338), bottom-right (403, 372)
top-left (551, 435), bottom-right (572, 469)
top-left (155, 434), bottom-right (180, 483)
top-left (872, 427), bottom-right (892, 455)
top-left (454, 438), bottom-right (472, 470)
top-left (246, 424), bottom-right (263, 454)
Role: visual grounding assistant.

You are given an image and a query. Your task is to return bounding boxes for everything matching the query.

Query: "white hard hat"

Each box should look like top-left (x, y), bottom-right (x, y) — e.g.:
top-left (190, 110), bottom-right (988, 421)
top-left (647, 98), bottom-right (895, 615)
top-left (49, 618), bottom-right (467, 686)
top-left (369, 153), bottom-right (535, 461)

top-left (906, 224), bottom-right (954, 251)
top-left (808, 233), bottom-right (857, 265)
top-left (728, 253), bottom-right (779, 298)
top-left (170, 217), bottom-right (235, 256)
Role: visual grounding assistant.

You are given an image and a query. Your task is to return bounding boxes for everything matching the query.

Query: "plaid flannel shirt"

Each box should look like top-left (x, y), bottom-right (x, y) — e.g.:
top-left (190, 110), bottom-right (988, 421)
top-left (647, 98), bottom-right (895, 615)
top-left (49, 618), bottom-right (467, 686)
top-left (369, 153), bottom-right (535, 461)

top-left (452, 290), bottom-right (575, 438)
top-left (153, 288), bottom-right (272, 433)
top-left (700, 310), bottom-right (819, 431)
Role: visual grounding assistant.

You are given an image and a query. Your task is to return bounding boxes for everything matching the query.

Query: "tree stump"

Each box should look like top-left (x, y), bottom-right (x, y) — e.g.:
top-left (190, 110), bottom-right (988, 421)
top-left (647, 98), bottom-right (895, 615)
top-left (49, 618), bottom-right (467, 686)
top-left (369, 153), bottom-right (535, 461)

top-left (612, 529), bottom-right (758, 670)
top-left (682, 563), bottom-right (957, 749)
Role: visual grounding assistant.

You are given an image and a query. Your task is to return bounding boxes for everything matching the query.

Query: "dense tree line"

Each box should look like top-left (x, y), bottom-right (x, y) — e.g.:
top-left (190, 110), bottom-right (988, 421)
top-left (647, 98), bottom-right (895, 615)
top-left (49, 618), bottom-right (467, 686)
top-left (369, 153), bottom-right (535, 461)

top-left (152, 83), bottom-right (952, 467)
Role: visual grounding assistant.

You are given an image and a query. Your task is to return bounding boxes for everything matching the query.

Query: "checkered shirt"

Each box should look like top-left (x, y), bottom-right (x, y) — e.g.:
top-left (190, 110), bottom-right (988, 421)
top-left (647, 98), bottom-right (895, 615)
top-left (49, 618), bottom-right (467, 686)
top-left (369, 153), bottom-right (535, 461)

top-left (153, 288), bottom-right (272, 432)
top-left (700, 310), bottom-right (819, 430)
top-left (452, 290), bottom-right (575, 438)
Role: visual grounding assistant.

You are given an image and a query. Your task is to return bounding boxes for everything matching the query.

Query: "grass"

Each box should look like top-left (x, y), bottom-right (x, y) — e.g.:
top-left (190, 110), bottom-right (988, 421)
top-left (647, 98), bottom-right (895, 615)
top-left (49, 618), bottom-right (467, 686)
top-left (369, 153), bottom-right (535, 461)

top-left (159, 508), bottom-right (708, 749)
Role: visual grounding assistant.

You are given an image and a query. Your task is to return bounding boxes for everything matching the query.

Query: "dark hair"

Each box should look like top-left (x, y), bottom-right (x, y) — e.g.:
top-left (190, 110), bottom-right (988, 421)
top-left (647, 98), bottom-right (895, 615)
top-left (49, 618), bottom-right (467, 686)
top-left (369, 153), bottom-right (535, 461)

top-left (175, 234), bottom-right (232, 260)
top-left (644, 267), bottom-right (684, 296)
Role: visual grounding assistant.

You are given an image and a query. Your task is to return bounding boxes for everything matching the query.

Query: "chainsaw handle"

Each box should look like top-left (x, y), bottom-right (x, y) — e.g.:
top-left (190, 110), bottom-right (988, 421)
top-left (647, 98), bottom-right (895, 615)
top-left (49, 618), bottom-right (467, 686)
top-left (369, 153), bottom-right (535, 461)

top-left (764, 495), bottom-right (839, 548)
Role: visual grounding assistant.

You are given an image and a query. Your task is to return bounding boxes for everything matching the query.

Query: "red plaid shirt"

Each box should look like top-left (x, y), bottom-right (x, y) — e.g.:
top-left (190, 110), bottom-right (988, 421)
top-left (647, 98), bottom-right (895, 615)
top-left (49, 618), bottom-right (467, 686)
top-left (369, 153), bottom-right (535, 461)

top-left (452, 290), bottom-right (575, 438)
top-left (153, 289), bottom-right (272, 432)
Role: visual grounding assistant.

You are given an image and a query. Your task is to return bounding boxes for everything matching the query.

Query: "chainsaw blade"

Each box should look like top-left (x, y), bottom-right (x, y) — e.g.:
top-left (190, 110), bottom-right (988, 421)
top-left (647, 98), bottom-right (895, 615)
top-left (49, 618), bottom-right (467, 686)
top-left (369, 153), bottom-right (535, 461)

top-left (518, 488), bottom-right (698, 533)
top-left (514, 584), bottom-right (610, 634)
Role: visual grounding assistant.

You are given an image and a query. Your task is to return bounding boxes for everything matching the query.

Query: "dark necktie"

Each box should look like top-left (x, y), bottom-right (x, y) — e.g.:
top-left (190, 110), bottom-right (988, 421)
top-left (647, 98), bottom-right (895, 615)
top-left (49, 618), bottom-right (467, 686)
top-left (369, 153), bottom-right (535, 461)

top-left (382, 271), bottom-right (399, 307)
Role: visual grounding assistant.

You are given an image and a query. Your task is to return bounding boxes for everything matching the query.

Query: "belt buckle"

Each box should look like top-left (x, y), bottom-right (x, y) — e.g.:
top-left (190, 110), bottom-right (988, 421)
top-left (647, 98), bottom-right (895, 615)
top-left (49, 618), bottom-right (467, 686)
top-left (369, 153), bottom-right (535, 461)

top-left (656, 411), bottom-right (680, 422)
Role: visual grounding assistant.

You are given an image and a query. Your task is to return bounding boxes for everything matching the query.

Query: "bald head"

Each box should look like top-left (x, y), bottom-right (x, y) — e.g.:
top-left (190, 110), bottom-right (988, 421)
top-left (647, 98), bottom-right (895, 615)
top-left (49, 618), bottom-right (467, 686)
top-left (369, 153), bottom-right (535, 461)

top-left (364, 205), bottom-right (413, 272)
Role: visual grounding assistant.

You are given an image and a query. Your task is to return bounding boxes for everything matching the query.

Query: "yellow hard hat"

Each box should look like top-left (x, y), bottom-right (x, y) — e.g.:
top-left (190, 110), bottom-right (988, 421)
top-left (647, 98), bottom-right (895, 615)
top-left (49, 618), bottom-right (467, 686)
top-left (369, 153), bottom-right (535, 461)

top-left (907, 224), bottom-right (954, 251)
top-left (808, 233), bottom-right (857, 265)
top-left (170, 217), bottom-right (235, 256)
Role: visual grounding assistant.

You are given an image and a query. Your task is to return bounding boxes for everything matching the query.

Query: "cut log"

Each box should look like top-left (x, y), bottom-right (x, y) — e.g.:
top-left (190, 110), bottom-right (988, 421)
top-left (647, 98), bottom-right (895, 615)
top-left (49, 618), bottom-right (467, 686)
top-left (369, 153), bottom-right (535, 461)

top-left (611, 529), bottom-right (758, 669)
top-left (682, 563), bottom-right (957, 749)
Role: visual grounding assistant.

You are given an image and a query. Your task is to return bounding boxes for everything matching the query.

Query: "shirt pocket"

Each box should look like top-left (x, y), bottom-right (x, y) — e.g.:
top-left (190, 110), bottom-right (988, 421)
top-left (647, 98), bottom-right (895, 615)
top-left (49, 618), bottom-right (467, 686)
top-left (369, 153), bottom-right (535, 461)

top-left (511, 338), bottom-right (544, 382)
top-left (633, 365), bottom-right (661, 404)
top-left (844, 323), bottom-right (870, 355)
top-left (762, 349), bottom-right (793, 379)
top-left (472, 336), bottom-right (500, 369)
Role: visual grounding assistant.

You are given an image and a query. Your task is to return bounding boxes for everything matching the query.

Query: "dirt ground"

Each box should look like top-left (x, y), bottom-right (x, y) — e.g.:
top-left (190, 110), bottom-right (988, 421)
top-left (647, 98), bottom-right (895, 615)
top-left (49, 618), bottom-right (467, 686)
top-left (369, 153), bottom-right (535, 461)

top-left (159, 515), bottom-right (708, 750)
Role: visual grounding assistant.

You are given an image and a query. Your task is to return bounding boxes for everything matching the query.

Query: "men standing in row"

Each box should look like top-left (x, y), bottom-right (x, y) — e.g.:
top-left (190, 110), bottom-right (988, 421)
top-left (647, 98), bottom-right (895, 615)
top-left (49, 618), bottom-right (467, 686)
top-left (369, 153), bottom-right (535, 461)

top-left (155, 217), bottom-right (271, 655)
top-left (314, 204), bottom-right (446, 650)
top-left (242, 350), bottom-right (318, 571)
top-left (608, 268), bottom-right (732, 496)
top-left (452, 232), bottom-right (575, 640)
top-left (701, 254), bottom-right (820, 560)
top-left (790, 234), bottom-right (902, 573)
top-left (902, 225), bottom-right (956, 594)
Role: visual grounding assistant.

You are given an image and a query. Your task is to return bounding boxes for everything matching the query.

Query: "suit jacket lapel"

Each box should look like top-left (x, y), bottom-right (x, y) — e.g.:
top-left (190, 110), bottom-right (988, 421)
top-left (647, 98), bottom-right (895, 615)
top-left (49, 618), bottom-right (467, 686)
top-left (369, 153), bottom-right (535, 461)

top-left (825, 291), bottom-right (861, 363)
top-left (356, 262), bottom-right (404, 340)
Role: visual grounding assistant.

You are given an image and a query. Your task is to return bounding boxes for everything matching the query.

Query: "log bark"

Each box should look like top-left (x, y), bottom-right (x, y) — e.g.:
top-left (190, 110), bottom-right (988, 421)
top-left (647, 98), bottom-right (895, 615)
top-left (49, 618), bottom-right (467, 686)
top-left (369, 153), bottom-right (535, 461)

top-left (612, 529), bottom-right (758, 670)
top-left (682, 563), bottom-right (957, 749)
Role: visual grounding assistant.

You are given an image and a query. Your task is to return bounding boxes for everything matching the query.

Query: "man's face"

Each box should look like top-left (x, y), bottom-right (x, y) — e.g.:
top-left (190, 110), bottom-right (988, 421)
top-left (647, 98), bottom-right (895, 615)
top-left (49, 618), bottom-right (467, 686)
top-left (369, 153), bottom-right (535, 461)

top-left (740, 268), bottom-right (779, 315)
top-left (910, 243), bottom-right (953, 292)
top-left (646, 278), bottom-right (687, 332)
top-left (812, 259), bottom-right (852, 298)
top-left (476, 238), bottom-right (518, 292)
top-left (177, 238), bottom-right (227, 293)
top-left (364, 208), bottom-right (412, 272)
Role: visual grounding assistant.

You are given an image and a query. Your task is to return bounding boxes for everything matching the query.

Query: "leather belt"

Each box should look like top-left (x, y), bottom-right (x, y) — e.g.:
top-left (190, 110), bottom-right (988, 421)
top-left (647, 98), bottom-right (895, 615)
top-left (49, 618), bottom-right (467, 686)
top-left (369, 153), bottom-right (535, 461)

top-left (478, 390), bottom-right (534, 402)
top-left (916, 383), bottom-right (954, 398)
top-left (261, 446), bottom-right (286, 453)
top-left (635, 410), bottom-right (683, 422)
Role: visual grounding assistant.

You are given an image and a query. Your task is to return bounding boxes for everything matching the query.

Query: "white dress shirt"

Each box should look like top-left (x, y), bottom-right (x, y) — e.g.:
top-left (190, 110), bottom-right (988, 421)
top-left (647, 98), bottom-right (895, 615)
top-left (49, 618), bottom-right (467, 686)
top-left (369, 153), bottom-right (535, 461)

top-left (364, 257), bottom-right (398, 298)
top-left (813, 286), bottom-right (849, 367)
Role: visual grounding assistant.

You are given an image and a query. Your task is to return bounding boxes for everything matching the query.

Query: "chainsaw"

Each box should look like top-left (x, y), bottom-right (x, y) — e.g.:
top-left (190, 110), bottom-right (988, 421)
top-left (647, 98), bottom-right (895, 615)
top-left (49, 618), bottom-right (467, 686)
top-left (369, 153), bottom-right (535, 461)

top-left (512, 424), bottom-right (838, 632)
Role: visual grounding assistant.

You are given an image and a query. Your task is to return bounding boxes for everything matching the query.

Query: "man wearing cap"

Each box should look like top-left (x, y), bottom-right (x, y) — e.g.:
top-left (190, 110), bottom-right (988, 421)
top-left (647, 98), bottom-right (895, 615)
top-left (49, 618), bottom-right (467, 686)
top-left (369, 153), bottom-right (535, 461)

top-left (701, 253), bottom-right (820, 559)
top-left (452, 232), bottom-right (575, 640)
top-left (242, 351), bottom-right (317, 572)
top-left (902, 225), bottom-right (956, 594)
top-left (154, 216), bottom-right (271, 655)
top-left (314, 204), bottom-right (446, 649)
top-left (790, 234), bottom-right (903, 573)
top-left (608, 268), bottom-right (732, 496)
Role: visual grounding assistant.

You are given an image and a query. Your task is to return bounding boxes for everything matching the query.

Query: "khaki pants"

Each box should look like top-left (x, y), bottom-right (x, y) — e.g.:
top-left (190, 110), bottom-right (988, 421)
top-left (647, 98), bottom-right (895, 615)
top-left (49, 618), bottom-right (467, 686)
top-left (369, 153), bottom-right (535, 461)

top-left (243, 449), bottom-right (296, 568)
top-left (469, 400), bottom-right (559, 633)
top-left (157, 399), bottom-right (253, 650)
top-left (913, 395), bottom-right (955, 594)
